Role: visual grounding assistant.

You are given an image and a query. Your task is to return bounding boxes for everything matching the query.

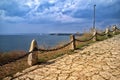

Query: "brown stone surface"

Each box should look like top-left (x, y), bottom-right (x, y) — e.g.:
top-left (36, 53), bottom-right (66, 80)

top-left (7, 34), bottom-right (120, 80)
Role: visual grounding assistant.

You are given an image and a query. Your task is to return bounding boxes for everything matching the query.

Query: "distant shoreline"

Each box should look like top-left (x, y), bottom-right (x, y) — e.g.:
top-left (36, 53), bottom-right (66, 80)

top-left (49, 33), bottom-right (83, 36)
top-left (0, 33), bottom-right (83, 36)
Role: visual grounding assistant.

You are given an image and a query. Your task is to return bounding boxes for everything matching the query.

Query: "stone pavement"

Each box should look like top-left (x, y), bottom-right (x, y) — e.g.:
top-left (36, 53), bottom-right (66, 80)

top-left (10, 35), bottom-right (120, 80)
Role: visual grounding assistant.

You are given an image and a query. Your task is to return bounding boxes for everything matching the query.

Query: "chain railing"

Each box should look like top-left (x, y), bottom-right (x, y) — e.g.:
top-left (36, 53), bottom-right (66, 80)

top-left (75, 35), bottom-right (94, 42)
top-left (116, 27), bottom-right (120, 31)
top-left (1, 25), bottom-right (120, 66)
top-left (96, 32), bottom-right (106, 36)
top-left (0, 52), bottom-right (32, 66)
top-left (38, 40), bottom-right (73, 52)
top-left (37, 26), bottom-right (117, 52)
top-left (109, 29), bottom-right (115, 32)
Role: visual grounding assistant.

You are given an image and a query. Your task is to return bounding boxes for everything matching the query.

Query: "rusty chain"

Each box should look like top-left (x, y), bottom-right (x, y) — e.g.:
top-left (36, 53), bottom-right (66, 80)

top-left (0, 52), bottom-right (32, 66)
top-left (1, 27), bottom-right (120, 66)
top-left (38, 40), bottom-right (73, 52)
top-left (96, 32), bottom-right (106, 36)
top-left (75, 35), bottom-right (94, 42)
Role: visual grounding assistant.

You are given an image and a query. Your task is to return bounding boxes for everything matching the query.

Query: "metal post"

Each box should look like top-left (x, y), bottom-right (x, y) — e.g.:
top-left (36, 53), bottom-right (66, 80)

top-left (93, 4), bottom-right (96, 29)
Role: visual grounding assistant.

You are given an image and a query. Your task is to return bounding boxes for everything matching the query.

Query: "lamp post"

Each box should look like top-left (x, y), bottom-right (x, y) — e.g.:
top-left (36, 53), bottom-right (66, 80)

top-left (93, 4), bottom-right (96, 29)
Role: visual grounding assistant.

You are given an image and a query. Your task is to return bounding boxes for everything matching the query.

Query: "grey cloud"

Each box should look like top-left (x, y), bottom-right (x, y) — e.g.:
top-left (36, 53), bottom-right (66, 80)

top-left (0, 0), bottom-right (30, 17)
top-left (0, 0), bottom-right (120, 34)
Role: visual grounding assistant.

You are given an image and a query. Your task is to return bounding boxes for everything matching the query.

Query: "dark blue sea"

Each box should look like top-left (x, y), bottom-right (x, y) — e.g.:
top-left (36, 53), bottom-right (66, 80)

top-left (0, 34), bottom-right (70, 52)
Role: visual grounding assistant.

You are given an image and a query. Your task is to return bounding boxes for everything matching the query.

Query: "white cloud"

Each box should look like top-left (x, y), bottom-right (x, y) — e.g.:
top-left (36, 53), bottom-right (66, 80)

top-left (0, 10), bottom-right (25, 22)
top-left (0, 0), bottom-right (119, 24)
top-left (24, 0), bottom-right (40, 8)
top-left (0, 10), bottom-right (6, 17)
top-left (92, 0), bottom-right (118, 7)
top-left (0, 0), bottom-right (120, 34)
top-left (1, 16), bottom-right (25, 23)
top-left (23, 0), bottom-right (82, 22)
top-left (49, 0), bottom-right (57, 4)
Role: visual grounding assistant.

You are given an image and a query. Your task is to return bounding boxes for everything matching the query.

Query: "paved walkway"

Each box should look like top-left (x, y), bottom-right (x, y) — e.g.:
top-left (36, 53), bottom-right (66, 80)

top-left (12, 35), bottom-right (120, 80)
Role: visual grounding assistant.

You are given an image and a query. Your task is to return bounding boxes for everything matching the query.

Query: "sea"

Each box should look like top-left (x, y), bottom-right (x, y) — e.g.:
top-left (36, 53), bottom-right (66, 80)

top-left (0, 34), bottom-right (70, 52)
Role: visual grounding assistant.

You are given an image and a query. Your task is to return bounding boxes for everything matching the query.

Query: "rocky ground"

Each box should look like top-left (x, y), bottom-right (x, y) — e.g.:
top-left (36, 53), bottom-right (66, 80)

top-left (4, 34), bottom-right (120, 80)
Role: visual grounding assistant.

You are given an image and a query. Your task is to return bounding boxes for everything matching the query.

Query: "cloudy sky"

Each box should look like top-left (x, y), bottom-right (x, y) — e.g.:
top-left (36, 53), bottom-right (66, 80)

top-left (0, 0), bottom-right (120, 34)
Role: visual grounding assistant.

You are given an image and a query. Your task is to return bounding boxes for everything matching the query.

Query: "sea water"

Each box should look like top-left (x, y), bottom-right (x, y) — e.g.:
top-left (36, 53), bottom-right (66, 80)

top-left (0, 34), bottom-right (69, 52)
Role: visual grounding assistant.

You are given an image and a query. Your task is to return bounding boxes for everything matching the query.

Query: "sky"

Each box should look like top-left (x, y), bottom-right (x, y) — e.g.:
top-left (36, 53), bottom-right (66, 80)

top-left (0, 0), bottom-right (120, 34)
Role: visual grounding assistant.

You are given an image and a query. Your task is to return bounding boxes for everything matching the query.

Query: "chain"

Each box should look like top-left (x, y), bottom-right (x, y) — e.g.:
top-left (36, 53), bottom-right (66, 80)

top-left (1, 26), bottom-right (119, 66)
top-left (38, 40), bottom-right (73, 52)
top-left (96, 32), bottom-right (106, 36)
top-left (75, 36), bottom-right (94, 42)
top-left (0, 52), bottom-right (32, 66)
top-left (116, 27), bottom-right (120, 31)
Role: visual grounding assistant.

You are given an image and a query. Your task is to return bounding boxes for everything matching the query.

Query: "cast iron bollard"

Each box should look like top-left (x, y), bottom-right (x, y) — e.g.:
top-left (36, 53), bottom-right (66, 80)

top-left (28, 39), bottom-right (38, 66)
top-left (70, 35), bottom-right (75, 50)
